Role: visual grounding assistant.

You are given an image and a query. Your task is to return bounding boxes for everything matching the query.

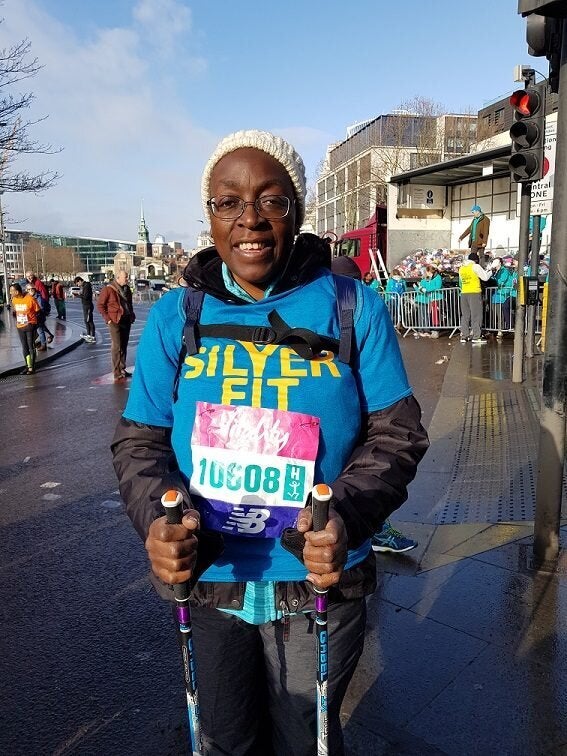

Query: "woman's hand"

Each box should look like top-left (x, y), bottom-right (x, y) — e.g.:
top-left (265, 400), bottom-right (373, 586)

top-left (145, 510), bottom-right (200, 585)
top-left (297, 508), bottom-right (348, 590)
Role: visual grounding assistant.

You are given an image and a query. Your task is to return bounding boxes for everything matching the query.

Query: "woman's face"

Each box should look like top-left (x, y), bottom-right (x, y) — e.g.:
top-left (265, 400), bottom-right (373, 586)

top-left (209, 148), bottom-right (297, 300)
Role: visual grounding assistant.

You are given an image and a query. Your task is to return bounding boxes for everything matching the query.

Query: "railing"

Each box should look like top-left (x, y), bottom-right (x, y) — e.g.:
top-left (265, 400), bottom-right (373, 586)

top-left (377, 286), bottom-right (543, 337)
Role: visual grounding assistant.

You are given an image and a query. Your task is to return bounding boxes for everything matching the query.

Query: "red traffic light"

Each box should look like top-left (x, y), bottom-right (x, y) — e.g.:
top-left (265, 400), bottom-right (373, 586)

top-left (510, 88), bottom-right (543, 117)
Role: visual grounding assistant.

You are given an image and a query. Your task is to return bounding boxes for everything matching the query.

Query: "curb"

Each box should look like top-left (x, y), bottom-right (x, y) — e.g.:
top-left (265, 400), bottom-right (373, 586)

top-left (0, 316), bottom-right (87, 378)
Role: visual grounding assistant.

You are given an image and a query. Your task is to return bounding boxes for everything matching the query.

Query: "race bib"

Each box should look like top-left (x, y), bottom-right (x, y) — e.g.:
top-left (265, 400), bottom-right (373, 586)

top-left (16, 312), bottom-right (28, 326)
top-left (189, 402), bottom-right (320, 537)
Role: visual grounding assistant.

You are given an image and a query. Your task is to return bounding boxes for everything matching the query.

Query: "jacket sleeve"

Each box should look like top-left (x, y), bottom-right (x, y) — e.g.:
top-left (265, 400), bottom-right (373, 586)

top-left (459, 222), bottom-right (472, 241)
top-left (111, 417), bottom-right (192, 541)
top-left (97, 288), bottom-right (109, 319)
top-left (111, 417), bottom-right (225, 594)
top-left (330, 395), bottom-right (429, 549)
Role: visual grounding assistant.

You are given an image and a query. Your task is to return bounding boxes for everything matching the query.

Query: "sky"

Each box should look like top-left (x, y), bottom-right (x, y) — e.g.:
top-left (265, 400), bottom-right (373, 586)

top-left (0, 0), bottom-right (533, 249)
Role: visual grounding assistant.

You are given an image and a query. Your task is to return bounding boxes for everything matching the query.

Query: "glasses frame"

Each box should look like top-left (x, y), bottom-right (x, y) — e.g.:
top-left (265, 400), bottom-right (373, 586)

top-left (207, 194), bottom-right (293, 221)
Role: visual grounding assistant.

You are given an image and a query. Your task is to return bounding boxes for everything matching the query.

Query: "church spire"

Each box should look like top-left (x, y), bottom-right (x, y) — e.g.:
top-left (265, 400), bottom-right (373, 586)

top-left (138, 200), bottom-right (149, 243)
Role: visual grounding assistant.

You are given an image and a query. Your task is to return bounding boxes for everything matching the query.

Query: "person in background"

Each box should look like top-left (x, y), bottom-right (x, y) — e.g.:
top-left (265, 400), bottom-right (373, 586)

top-left (490, 257), bottom-right (515, 339)
top-left (25, 270), bottom-right (49, 306)
top-left (28, 284), bottom-right (54, 351)
top-left (97, 270), bottom-right (135, 383)
top-left (111, 130), bottom-right (429, 754)
top-left (384, 267), bottom-right (407, 332)
top-left (413, 265), bottom-right (443, 338)
top-left (74, 276), bottom-right (96, 342)
top-left (458, 205), bottom-right (491, 263)
top-left (362, 270), bottom-right (382, 291)
top-left (458, 252), bottom-right (492, 344)
top-left (10, 282), bottom-right (40, 374)
top-left (51, 278), bottom-right (66, 320)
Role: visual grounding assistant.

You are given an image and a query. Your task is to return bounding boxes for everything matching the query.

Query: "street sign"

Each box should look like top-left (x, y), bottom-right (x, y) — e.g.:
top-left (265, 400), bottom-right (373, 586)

top-left (530, 119), bottom-right (557, 214)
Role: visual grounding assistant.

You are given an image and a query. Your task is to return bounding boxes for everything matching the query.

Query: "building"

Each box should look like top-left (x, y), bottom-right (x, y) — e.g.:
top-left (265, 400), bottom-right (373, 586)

top-left (315, 111), bottom-right (477, 238)
top-left (3, 229), bottom-right (136, 280)
top-left (385, 87), bottom-right (559, 268)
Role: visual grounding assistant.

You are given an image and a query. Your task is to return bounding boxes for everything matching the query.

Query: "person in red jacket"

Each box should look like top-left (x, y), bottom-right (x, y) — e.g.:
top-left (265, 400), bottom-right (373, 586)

top-left (50, 278), bottom-right (67, 320)
top-left (97, 270), bottom-right (136, 382)
top-left (10, 282), bottom-right (41, 374)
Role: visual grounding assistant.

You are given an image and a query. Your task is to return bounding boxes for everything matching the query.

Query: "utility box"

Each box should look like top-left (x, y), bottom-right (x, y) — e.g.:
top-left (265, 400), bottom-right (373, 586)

top-left (521, 275), bottom-right (541, 305)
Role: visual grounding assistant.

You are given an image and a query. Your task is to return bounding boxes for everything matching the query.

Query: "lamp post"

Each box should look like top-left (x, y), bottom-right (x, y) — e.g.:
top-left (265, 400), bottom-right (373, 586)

top-left (0, 191), bottom-right (7, 307)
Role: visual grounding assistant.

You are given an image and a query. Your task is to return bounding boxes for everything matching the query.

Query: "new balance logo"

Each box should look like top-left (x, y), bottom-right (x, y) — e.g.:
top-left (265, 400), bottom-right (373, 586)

top-left (222, 507), bottom-right (270, 534)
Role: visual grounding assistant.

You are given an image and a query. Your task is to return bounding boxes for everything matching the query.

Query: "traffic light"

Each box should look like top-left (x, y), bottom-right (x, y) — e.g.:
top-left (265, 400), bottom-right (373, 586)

top-left (508, 83), bottom-right (546, 183)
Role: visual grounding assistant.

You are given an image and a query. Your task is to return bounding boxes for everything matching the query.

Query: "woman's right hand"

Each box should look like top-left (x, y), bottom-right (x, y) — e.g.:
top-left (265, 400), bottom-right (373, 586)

top-left (145, 510), bottom-right (200, 585)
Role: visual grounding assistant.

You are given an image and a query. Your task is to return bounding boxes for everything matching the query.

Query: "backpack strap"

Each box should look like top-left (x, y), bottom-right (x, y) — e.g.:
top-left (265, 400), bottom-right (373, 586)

top-left (173, 287), bottom-right (205, 402)
top-left (333, 274), bottom-right (357, 365)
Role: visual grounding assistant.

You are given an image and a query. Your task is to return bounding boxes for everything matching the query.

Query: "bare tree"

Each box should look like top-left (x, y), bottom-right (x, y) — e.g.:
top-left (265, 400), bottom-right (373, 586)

top-left (0, 19), bottom-right (60, 193)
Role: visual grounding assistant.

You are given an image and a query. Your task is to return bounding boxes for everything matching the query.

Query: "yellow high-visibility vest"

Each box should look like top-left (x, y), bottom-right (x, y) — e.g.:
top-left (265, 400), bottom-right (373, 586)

top-left (459, 264), bottom-right (481, 294)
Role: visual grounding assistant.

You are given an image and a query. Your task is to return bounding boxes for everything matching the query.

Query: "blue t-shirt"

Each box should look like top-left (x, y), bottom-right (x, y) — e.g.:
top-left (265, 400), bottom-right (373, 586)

top-left (124, 268), bottom-right (411, 583)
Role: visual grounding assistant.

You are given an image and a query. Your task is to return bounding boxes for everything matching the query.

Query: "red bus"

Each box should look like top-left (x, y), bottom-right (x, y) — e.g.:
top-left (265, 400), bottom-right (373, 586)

top-left (333, 205), bottom-right (387, 280)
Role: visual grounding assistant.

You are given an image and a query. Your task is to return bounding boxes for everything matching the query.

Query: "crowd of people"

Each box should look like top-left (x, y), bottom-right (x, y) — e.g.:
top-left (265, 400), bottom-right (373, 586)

top-left (358, 252), bottom-right (522, 342)
top-left (7, 270), bottom-right (136, 380)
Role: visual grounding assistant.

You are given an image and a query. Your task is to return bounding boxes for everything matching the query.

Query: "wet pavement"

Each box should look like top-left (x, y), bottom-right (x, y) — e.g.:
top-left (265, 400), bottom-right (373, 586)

top-left (343, 335), bottom-right (567, 755)
top-left (0, 305), bottom-right (84, 375)
top-left (1, 322), bottom-right (566, 755)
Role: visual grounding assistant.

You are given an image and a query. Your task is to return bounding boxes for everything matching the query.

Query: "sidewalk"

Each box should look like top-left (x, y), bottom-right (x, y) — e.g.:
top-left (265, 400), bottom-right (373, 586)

top-left (0, 306), bottom-right (85, 376)
top-left (343, 339), bottom-right (567, 756)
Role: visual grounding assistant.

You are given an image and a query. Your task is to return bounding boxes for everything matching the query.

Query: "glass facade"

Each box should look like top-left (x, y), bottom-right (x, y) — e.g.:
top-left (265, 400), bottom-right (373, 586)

top-left (5, 230), bottom-right (136, 276)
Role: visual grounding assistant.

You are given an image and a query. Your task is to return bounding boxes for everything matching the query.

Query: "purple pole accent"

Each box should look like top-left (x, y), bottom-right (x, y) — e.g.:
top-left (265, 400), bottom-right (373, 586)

top-left (177, 605), bottom-right (191, 625)
top-left (315, 595), bottom-right (327, 612)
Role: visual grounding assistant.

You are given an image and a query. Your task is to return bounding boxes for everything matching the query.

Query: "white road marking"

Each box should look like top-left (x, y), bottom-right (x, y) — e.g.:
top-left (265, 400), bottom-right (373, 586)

top-left (40, 481), bottom-right (61, 488)
top-left (23, 456), bottom-right (31, 463)
top-left (42, 493), bottom-right (62, 501)
top-left (18, 405), bottom-right (29, 408)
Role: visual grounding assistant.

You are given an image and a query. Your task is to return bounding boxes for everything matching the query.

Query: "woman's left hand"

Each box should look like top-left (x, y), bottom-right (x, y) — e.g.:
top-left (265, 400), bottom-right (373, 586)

top-left (297, 508), bottom-right (348, 590)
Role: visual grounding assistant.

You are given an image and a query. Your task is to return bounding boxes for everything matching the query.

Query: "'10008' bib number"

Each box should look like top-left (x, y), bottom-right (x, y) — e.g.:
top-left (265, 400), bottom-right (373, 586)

top-left (190, 402), bottom-right (320, 538)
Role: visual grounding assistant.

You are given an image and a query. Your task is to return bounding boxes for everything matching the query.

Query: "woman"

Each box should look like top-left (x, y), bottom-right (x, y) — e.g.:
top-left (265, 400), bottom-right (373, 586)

top-left (490, 257), bottom-right (514, 338)
top-left (413, 265), bottom-right (443, 337)
top-left (112, 130), bottom-right (428, 755)
top-left (10, 282), bottom-right (40, 374)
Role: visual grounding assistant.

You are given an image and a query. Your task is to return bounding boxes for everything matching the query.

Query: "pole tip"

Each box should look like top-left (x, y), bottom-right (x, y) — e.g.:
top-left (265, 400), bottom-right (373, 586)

top-left (161, 489), bottom-right (183, 507)
top-left (313, 483), bottom-right (333, 501)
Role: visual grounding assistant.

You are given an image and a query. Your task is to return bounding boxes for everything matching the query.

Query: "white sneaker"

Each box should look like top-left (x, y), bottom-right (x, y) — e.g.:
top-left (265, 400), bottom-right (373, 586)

top-left (460, 337), bottom-right (467, 343)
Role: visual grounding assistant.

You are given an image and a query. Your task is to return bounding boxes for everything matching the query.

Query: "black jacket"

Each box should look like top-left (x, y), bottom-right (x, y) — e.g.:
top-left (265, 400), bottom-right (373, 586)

top-left (111, 234), bottom-right (429, 609)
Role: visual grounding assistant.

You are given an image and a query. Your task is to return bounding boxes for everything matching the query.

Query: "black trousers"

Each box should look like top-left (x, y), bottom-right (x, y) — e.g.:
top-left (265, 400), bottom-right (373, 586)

top-left (82, 304), bottom-right (95, 337)
top-left (17, 325), bottom-right (36, 366)
top-left (185, 598), bottom-right (366, 756)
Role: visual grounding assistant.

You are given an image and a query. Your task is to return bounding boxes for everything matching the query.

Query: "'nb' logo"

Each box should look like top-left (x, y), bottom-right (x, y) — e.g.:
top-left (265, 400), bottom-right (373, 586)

top-left (222, 507), bottom-right (270, 534)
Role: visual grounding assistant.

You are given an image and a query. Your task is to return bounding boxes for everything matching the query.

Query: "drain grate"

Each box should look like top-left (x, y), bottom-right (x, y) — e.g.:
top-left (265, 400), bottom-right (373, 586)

top-left (435, 388), bottom-right (563, 524)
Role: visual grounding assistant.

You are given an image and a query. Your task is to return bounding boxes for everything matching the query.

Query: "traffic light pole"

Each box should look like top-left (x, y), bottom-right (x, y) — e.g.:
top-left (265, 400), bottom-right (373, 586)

top-left (525, 214), bottom-right (541, 358)
top-left (512, 183), bottom-right (532, 383)
top-left (533, 17), bottom-right (567, 565)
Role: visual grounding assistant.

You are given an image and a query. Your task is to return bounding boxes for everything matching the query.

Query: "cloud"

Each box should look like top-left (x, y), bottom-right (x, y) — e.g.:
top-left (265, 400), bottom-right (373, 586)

top-left (0, 0), bottom-right (214, 248)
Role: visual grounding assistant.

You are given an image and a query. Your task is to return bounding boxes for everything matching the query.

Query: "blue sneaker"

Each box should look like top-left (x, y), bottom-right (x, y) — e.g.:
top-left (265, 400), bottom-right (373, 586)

top-left (371, 521), bottom-right (417, 553)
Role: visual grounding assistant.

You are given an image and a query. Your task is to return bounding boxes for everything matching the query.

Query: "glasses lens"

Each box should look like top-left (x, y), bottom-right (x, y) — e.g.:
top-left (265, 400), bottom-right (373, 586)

top-left (257, 195), bottom-right (290, 219)
top-left (210, 196), bottom-right (244, 219)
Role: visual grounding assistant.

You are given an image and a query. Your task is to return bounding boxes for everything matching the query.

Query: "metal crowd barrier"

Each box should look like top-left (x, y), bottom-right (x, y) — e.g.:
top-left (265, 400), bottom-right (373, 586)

top-left (376, 285), bottom-right (542, 338)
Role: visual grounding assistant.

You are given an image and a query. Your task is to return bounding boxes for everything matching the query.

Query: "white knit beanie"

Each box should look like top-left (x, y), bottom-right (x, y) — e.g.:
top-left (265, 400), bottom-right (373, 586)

top-left (201, 130), bottom-right (306, 227)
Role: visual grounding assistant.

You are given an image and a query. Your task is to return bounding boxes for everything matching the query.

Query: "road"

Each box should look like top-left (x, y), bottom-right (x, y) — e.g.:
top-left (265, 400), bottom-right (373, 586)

top-left (0, 301), bottom-right (452, 755)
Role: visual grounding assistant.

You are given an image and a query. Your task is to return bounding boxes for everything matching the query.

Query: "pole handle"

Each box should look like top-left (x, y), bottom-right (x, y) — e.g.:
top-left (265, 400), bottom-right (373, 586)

top-left (312, 483), bottom-right (332, 533)
top-left (161, 490), bottom-right (190, 602)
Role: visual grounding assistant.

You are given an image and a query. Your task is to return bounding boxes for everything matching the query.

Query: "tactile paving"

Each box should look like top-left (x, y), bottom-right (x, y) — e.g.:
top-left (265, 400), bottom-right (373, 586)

top-left (434, 387), bottom-right (565, 523)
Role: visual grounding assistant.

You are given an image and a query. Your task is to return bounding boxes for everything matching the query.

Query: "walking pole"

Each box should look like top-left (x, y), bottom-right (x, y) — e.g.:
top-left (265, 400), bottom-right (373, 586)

top-left (311, 483), bottom-right (333, 756)
top-left (161, 490), bottom-right (203, 756)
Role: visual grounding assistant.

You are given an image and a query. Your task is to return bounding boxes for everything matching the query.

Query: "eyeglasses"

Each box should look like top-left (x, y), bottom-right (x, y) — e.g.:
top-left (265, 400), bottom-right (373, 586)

top-left (207, 195), bottom-right (292, 221)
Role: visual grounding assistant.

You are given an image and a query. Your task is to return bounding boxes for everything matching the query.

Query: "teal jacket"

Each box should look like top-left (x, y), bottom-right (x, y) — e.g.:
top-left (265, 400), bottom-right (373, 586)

top-left (414, 274), bottom-right (443, 304)
top-left (491, 267), bottom-right (515, 303)
top-left (385, 277), bottom-right (406, 302)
